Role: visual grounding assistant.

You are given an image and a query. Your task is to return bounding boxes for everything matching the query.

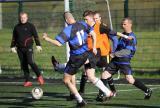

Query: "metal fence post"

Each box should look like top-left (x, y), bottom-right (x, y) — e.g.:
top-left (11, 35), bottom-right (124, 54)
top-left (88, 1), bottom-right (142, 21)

top-left (0, 3), bottom-right (2, 29)
top-left (124, 0), bottom-right (129, 18)
top-left (18, 1), bottom-right (23, 22)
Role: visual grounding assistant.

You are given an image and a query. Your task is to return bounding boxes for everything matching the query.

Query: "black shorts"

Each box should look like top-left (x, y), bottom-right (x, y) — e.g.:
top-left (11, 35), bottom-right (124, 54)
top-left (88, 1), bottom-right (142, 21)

top-left (85, 49), bottom-right (108, 69)
top-left (96, 56), bottom-right (108, 68)
top-left (64, 51), bottom-right (96, 75)
top-left (105, 57), bottom-right (132, 75)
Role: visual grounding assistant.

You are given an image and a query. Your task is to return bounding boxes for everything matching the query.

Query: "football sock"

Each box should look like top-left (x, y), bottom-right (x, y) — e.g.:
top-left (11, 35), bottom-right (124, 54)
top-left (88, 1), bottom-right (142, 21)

top-left (79, 74), bottom-right (87, 93)
top-left (98, 79), bottom-right (108, 95)
top-left (107, 77), bottom-right (116, 92)
top-left (94, 78), bottom-right (111, 96)
top-left (133, 79), bottom-right (148, 92)
top-left (75, 93), bottom-right (83, 103)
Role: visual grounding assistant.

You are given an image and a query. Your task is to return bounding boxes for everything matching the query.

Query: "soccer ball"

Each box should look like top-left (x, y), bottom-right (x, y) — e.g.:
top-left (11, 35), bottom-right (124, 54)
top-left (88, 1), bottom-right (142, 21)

top-left (31, 87), bottom-right (43, 100)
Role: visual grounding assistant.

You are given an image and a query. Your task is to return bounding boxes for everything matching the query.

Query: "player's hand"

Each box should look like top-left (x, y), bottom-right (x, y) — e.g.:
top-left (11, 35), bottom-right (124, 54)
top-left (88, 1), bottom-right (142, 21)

top-left (36, 46), bottom-right (42, 52)
top-left (42, 33), bottom-right (48, 41)
top-left (110, 53), bottom-right (115, 58)
top-left (123, 34), bottom-right (133, 40)
top-left (127, 36), bottom-right (133, 40)
top-left (93, 48), bottom-right (97, 55)
top-left (11, 47), bottom-right (17, 53)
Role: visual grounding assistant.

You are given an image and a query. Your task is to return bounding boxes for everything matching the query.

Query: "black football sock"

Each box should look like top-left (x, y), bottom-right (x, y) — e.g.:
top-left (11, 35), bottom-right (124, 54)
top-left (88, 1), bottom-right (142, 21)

top-left (133, 79), bottom-right (148, 93)
top-left (108, 77), bottom-right (116, 92)
top-left (79, 74), bottom-right (87, 93)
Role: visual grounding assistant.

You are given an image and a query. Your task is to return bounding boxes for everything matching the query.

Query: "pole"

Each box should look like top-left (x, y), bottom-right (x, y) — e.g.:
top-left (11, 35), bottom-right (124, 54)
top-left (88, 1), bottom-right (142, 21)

top-left (64, 0), bottom-right (70, 61)
top-left (124, 0), bottom-right (129, 18)
top-left (105, 0), bottom-right (113, 30)
top-left (0, 3), bottom-right (2, 29)
top-left (18, 1), bottom-right (23, 22)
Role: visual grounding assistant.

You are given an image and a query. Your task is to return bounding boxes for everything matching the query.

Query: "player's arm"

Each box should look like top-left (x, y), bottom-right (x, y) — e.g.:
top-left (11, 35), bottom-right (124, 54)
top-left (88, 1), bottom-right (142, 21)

top-left (42, 33), bottom-right (62, 47)
top-left (110, 49), bottom-right (131, 58)
top-left (116, 32), bottom-right (133, 40)
top-left (31, 24), bottom-right (41, 46)
top-left (100, 23), bottom-right (133, 40)
top-left (10, 27), bottom-right (16, 48)
top-left (10, 27), bottom-right (17, 53)
top-left (31, 24), bottom-right (42, 52)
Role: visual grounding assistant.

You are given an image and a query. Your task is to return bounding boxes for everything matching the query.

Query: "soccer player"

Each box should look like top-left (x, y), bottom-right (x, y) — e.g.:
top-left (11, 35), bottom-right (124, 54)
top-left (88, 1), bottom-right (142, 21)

top-left (42, 11), bottom-right (113, 107)
top-left (79, 11), bottom-right (132, 100)
top-left (79, 10), bottom-right (112, 96)
top-left (101, 17), bottom-right (152, 100)
top-left (10, 12), bottom-right (44, 87)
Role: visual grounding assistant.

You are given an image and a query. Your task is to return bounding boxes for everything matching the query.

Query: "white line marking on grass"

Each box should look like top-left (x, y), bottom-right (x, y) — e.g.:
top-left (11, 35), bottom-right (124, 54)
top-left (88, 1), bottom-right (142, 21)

top-left (0, 99), bottom-right (17, 101)
top-left (85, 87), bottom-right (160, 95)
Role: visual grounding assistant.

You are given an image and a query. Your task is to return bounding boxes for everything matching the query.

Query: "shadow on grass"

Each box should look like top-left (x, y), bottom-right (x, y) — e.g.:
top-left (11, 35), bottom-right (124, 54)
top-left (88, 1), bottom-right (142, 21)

top-left (0, 91), bottom-right (74, 108)
top-left (95, 103), bottom-right (160, 108)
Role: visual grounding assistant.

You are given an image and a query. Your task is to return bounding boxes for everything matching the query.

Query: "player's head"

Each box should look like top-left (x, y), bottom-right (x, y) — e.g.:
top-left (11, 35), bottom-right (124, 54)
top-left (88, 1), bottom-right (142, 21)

top-left (121, 17), bottom-right (132, 32)
top-left (93, 11), bottom-right (102, 23)
top-left (83, 10), bottom-right (95, 26)
top-left (19, 12), bottom-right (28, 24)
top-left (64, 11), bottom-right (76, 25)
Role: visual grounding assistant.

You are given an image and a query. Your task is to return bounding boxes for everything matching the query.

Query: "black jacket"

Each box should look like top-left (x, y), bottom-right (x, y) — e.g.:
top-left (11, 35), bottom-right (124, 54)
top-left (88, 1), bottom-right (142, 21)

top-left (10, 22), bottom-right (41, 48)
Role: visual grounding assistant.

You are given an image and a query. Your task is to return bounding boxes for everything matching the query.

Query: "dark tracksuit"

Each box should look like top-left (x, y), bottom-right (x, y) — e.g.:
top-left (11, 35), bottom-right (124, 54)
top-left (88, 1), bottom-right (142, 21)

top-left (10, 22), bottom-right (41, 81)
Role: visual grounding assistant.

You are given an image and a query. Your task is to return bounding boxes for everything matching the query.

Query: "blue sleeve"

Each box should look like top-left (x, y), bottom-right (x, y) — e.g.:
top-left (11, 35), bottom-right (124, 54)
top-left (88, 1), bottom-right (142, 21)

top-left (109, 35), bottom-right (118, 53)
top-left (55, 26), bottom-right (71, 45)
top-left (79, 21), bottom-right (93, 33)
top-left (126, 33), bottom-right (137, 51)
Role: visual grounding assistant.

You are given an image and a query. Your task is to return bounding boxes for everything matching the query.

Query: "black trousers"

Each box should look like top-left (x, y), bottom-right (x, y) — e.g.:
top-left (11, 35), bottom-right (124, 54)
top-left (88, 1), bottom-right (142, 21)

top-left (17, 47), bottom-right (41, 81)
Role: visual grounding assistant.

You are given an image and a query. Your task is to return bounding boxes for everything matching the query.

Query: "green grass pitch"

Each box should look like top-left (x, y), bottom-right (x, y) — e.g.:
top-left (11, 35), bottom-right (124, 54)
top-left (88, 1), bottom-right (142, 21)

top-left (0, 82), bottom-right (159, 108)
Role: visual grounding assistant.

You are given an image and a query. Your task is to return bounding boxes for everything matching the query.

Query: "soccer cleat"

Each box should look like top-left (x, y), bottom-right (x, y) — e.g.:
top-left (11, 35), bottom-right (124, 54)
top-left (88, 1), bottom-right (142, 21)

top-left (144, 89), bottom-right (152, 100)
top-left (112, 91), bottom-right (117, 97)
top-left (102, 92), bottom-right (113, 102)
top-left (76, 100), bottom-right (87, 107)
top-left (66, 94), bottom-right (75, 101)
top-left (51, 56), bottom-right (59, 71)
top-left (38, 75), bottom-right (44, 85)
top-left (96, 94), bottom-right (104, 102)
top-left (23, 81), bottom-right (32, 87)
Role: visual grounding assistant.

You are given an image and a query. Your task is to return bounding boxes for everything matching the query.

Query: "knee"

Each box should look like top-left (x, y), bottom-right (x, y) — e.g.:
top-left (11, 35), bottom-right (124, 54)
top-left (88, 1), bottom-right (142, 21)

top-left (63, 77), bottom-right (71, 85)
top-left (28, 61), bottom-right (35, 66)
top-left (101, 71), bottom-right (111, 79)
top-left (87, 76), bottom-right (95, 83)
top-left (126, 77), bottom-right (135, 84)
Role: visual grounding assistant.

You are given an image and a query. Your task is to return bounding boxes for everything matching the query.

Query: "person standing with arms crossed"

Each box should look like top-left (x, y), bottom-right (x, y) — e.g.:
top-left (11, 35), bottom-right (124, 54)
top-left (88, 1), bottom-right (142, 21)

top-left (10, 12), bottom-right (44, 87)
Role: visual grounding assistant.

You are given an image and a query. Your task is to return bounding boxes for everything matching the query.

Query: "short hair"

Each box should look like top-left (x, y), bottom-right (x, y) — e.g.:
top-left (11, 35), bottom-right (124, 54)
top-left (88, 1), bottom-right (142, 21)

top-left (19, 12), bottom-right (28, 17)
top-left (122, 17), bottom-right (132, 24)
top-left (93, 11), bottom-right (101, 17)
top-left (63, 11), bottom-right (74, 21)
top-left (83, 10), bottom-right (94, 17)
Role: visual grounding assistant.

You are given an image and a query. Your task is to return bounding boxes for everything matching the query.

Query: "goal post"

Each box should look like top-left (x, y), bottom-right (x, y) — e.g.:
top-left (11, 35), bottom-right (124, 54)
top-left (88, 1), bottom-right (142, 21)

top-left (64, 0), bottom-right (70, 61)
top-left (0, 3), bottom-right (2, 29)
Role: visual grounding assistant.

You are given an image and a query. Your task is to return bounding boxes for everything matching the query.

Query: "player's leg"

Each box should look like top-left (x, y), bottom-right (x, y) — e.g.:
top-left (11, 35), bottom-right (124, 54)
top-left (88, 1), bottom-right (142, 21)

top-left (27, 48), bottom-right (44, 85)
top-left (97, 56), bottom-right (117, 99)
top-left (64, 54), bottom-right (89, 106)
top-left (63, 73), bottom-right (86, 107)
top-left (67, 75), bottom-right (76, 101)
top-left (97, 61), bottom-right (118, 101)
top-left (51, 55), bottom-right (66, 72)
top-left (122, 64), bottom-right (152, 99)
top-left (17, 48), bottom-right (32, 86)
top-left (86, 68), bottom-right (113, 99)
top-left (78, 67), bottom-right (87, 94)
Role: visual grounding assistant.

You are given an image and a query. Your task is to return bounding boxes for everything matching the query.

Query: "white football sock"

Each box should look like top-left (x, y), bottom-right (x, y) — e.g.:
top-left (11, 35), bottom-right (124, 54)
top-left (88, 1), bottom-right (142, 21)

top-left (75, 93), bottom-right (83, 103)
top-left (94, 78), bottom-right (111, 96)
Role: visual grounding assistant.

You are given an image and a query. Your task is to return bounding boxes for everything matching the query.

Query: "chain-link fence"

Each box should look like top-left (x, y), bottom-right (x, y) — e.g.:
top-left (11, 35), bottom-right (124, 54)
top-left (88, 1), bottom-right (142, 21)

top-left (0, 0), bottom-right (159, 78)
